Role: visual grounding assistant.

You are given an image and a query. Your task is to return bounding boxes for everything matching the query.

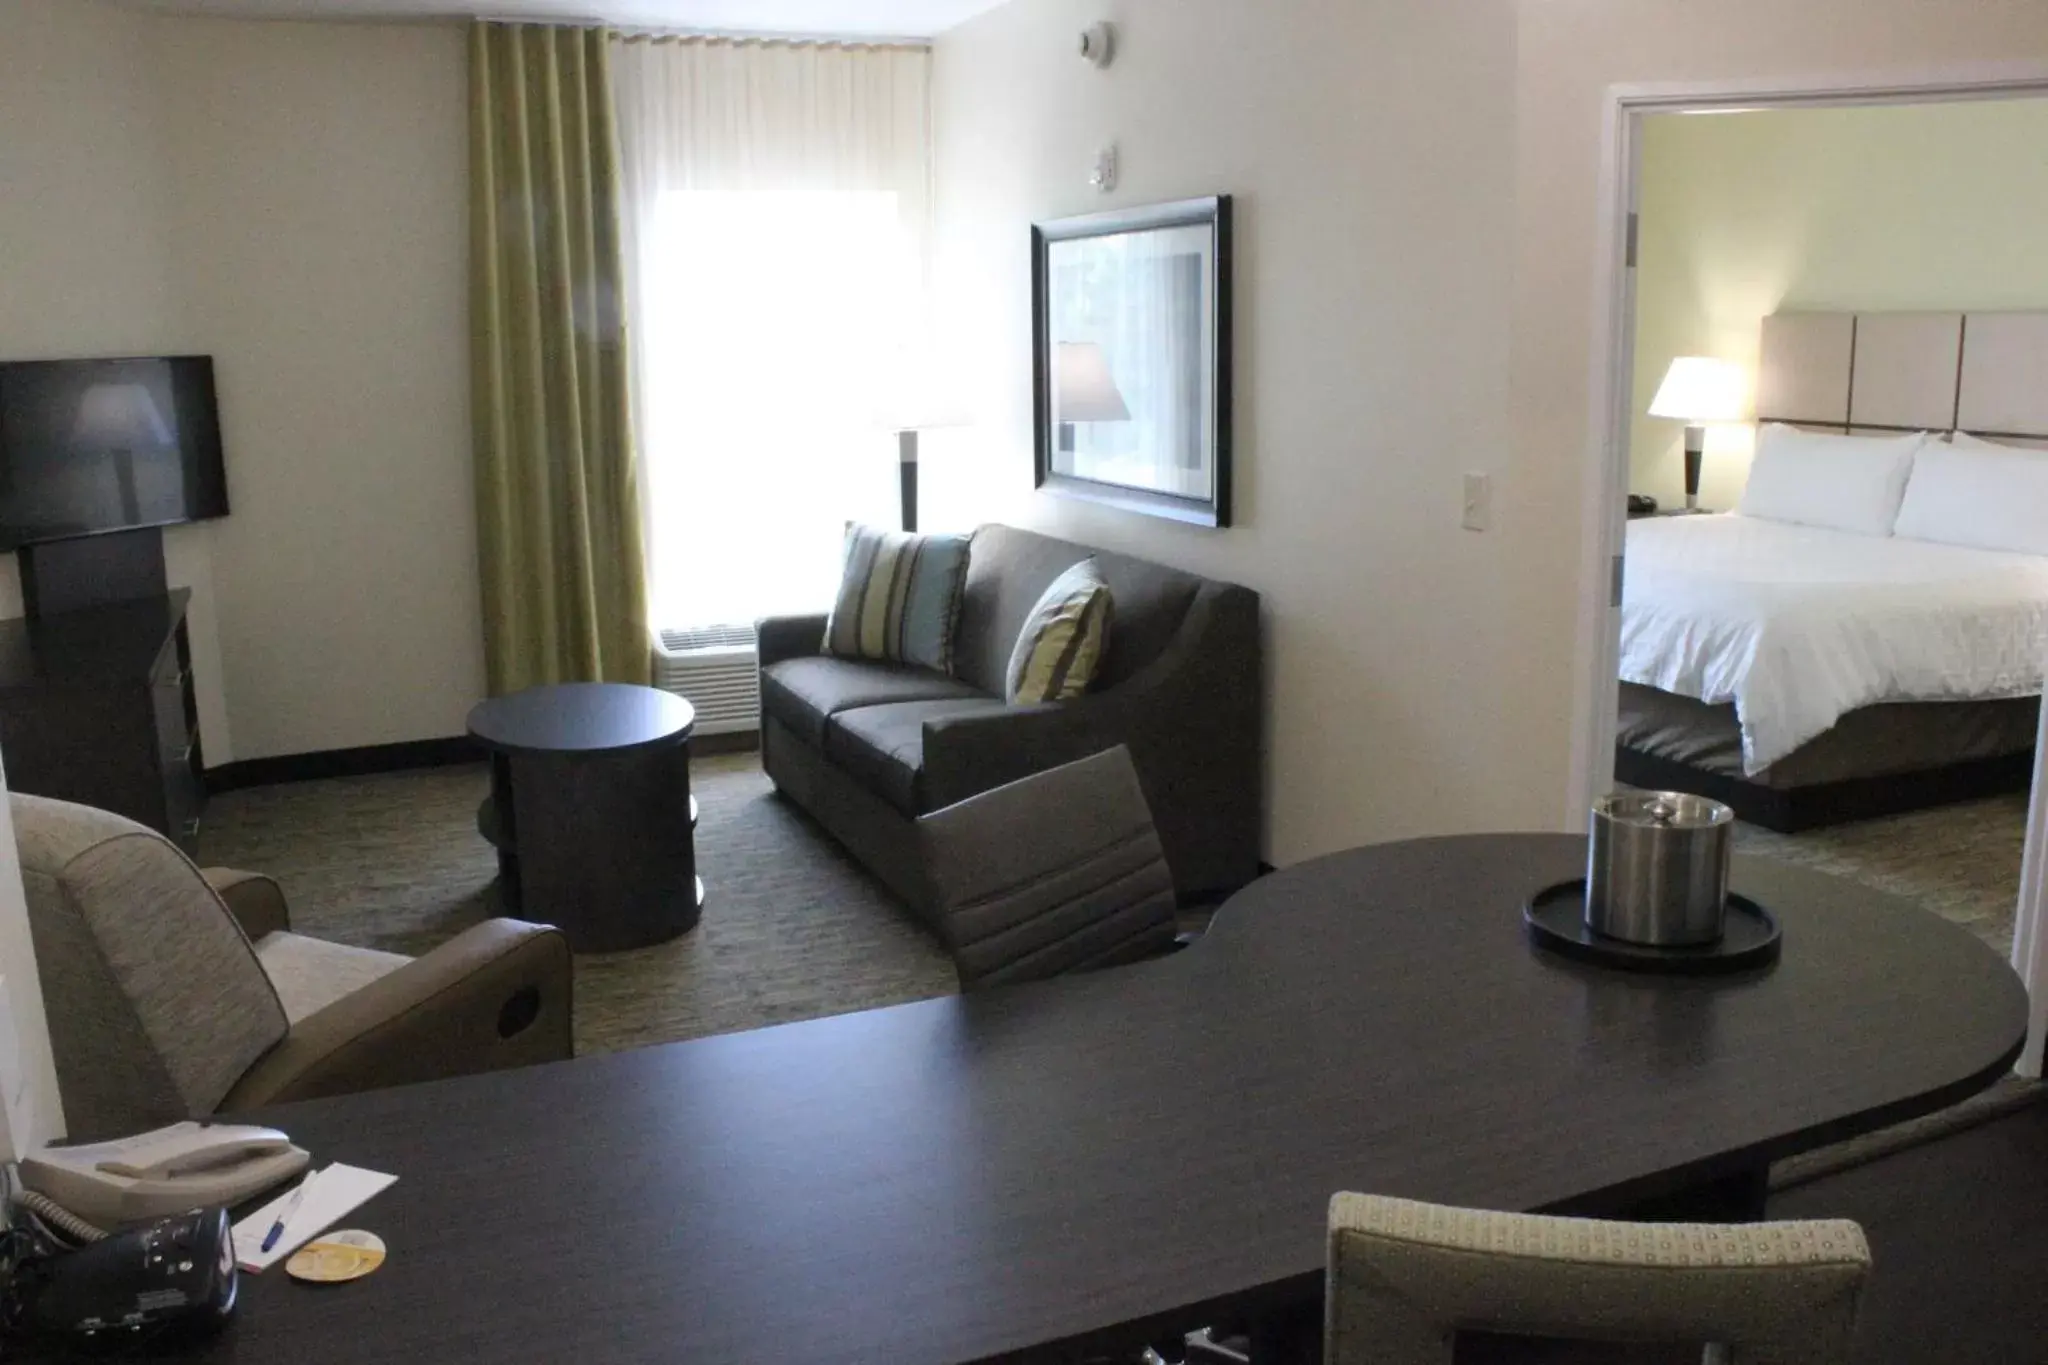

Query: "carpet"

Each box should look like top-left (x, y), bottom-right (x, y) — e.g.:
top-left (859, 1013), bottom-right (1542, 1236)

top-left (198, 759), bottom-right (2039, 1179)
top-left (197, 755), bottom-right (955, 1056)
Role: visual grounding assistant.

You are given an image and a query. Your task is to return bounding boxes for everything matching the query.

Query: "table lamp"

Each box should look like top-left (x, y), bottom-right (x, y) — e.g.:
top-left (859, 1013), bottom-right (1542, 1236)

top-left (1648, 357), bottom-right (1745, 511)
top-left (1054, 341), bottom-right (1130, 456)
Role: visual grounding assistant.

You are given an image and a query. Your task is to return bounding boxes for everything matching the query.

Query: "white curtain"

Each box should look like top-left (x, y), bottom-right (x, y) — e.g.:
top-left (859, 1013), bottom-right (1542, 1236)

top-left (612, 36), bottom-right (932, 631)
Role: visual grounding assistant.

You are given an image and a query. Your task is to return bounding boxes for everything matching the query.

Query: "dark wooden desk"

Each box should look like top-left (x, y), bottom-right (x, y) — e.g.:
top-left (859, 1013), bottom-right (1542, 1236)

top-left (170, 836), bottom-right (2025, 1365)
top-left (467, 682), bottom-right (699, 951)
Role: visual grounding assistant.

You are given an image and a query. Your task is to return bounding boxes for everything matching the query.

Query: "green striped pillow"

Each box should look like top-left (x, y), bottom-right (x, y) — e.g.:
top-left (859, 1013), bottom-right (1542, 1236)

top-left (824, 524), bottom-right (972, 674)
top-left (1005, 559), bottom-right (1113, 705)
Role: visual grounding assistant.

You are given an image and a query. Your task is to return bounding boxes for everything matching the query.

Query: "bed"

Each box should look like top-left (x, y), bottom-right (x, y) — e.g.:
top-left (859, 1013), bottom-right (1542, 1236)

top-left (1616, 309), bottom-right (2048, 830)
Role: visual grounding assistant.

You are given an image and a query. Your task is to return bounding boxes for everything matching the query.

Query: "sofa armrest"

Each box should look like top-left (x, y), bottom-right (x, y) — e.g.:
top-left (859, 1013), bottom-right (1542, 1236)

top-left (218, 918), bottom-right (573, 1112)
top-left (202, 868), bottom-right (291, 940)
top-left (757, 613), bottom-right (830, 669)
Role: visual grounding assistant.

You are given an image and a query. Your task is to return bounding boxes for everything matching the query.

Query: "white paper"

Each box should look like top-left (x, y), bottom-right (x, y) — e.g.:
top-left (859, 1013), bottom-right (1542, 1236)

top-left (231, 1162), bottom-right (396, 1273)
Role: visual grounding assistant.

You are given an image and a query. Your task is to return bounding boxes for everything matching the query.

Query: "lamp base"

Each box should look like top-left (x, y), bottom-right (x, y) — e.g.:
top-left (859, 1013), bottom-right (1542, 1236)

top-left (1682, 426), bottom-right (1705, 513)
top-left (898, 429), bottom-right (919, 533)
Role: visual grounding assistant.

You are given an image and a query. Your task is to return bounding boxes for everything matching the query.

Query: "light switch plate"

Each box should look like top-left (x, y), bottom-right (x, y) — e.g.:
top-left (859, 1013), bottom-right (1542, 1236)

top-left (1462, 472), bottom-right (1492, 532)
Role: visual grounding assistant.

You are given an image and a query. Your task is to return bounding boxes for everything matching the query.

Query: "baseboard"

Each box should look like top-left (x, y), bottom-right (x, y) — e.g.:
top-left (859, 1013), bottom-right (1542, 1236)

top-left (694, 729), bottom-right (761, 756)
top-left (205, 736), bottom-right (481, 794)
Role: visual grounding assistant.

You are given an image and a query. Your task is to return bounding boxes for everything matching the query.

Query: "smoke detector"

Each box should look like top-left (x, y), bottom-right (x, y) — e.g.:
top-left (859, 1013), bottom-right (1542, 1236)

top-left (1079, 21), bottom-right (1116, 68)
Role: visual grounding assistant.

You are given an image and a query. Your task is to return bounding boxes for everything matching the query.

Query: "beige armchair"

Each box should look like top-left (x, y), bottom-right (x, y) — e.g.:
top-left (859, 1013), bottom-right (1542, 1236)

top-left (13, 793), bottom-right (573, 1141)
top-left (1325, 1193), bottom-right (1870, 1365)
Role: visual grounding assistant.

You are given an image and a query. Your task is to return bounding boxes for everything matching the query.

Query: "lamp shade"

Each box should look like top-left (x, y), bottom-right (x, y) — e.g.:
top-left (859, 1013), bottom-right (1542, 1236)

top-left (1648, 357), bottom-right (1745, 423)
top-left (1055, 341), bottom-right (1130, 423)
top-left (72, 382), bottom-right (172, 449)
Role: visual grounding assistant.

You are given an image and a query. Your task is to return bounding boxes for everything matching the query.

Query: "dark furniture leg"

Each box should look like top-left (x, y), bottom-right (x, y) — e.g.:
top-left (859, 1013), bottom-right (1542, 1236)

top-left (1247, 1306), bottom-right (1321, 1365)
top-left (1618, 1164), bottom-right (1771, 1223)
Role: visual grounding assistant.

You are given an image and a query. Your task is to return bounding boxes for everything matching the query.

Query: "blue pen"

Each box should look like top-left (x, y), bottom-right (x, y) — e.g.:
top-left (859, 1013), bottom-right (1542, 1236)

top-left (260, 1168), bottom-right (322, 1254)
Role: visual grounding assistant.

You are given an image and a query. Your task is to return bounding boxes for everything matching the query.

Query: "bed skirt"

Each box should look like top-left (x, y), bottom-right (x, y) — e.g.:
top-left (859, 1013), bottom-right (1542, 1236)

top-left (1616, 684), bottom-right (2037, 831)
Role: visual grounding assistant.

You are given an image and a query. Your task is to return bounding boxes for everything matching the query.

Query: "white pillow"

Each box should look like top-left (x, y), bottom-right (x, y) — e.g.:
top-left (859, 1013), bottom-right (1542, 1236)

top-left (1893, 431), bottom-right (2048, 556)
top-left (1735, 424), bottom-right (1925, 536)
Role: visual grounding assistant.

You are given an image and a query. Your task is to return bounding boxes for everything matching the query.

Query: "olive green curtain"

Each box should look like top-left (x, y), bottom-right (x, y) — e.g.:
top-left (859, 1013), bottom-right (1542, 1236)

top-left (470, 22), bottom-right (649, 693)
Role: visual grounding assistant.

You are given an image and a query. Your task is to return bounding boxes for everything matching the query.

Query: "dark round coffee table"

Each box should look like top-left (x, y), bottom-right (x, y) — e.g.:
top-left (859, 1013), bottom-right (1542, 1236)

top-left (467, 682), bottom-right (700, 952)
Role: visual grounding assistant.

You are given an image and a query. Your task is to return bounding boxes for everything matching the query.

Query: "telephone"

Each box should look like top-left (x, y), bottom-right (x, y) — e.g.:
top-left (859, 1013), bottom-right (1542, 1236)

top-left (19, 1122), bottom-right (309, 1230)
top-left (1627, 492), bottom-right (1659, 515)
top-left (6, 1206), bottom-right (238, 1347)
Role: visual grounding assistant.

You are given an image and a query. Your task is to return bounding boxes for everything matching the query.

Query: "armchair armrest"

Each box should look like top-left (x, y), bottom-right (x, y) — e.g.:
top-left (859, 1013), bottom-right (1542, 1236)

top-left (219, 918), bottom-right (573, 1112)
top-left (203, 868), bottom-right (291, 940)
top-left (757, 613), bottom-right (830, 670)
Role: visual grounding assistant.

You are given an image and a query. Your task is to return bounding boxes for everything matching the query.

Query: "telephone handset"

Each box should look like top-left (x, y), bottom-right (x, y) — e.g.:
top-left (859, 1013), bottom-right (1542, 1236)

top-left (19, 1121), bottom-right (310, 1229)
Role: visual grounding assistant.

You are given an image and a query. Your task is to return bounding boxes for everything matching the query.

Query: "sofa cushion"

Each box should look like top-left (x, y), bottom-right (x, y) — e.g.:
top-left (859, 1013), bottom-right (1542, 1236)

top-left (824, 523), bottom-right (972, 674)
top-left (1005, 559), bottom-right (1113, 704)
top-left (955, 525), bottom-right (1204, 697)
top-left (253, 932), bottom-right (412, 1024)
top-left (762, 656), bottom-right (985, 747)
top-left (825, 698), bottom-right (1014, 814)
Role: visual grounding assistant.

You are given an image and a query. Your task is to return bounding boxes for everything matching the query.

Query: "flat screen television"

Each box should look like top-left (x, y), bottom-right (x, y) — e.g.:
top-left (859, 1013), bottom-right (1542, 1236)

top-left (0, 356), bottom-right (228, 551)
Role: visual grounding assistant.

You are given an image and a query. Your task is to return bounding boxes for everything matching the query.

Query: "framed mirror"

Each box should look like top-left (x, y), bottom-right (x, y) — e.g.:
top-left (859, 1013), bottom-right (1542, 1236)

top-left (1031, 195), bottom-right (1233, 527)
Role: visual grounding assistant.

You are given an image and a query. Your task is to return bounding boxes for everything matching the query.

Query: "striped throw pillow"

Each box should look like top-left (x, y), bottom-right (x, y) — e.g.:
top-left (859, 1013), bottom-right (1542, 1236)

top-left (1004, 559), bottom-right (1113, 705)
top-left (824, 524), bottom-right (972, 674)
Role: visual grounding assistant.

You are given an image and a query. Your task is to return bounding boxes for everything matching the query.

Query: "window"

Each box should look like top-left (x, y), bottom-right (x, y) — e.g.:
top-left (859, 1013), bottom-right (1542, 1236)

top-left (613, 37), bottom-right (933, 633)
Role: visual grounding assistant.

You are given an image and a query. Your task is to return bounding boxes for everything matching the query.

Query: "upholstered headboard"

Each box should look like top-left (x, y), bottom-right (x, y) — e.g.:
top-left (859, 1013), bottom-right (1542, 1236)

top-left (1757, 310), bottom-right (2048, 444)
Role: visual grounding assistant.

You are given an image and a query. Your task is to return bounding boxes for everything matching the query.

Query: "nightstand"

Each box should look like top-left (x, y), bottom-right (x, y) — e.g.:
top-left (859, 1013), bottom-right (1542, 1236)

top-left (1628, 506), bottom-right (1716, 519)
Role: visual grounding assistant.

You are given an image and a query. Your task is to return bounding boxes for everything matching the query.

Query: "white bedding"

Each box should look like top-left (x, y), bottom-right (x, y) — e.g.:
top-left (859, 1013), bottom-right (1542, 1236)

top-left (1620, 514), bottom-right (2048, 775)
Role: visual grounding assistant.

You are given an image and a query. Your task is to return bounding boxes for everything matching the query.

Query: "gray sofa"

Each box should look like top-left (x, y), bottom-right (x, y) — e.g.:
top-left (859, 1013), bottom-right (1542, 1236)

top-left (758, 523), bottom-right (1261, 919)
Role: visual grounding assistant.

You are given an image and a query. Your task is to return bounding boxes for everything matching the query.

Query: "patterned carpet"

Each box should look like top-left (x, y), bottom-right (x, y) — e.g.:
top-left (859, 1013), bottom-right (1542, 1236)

top-left (198, 760), bottom-right (2039, 1178)
top-left (197, 754), bottom-right (955, 1056)
top-left (1735, 792), bottom-right (2028, 959)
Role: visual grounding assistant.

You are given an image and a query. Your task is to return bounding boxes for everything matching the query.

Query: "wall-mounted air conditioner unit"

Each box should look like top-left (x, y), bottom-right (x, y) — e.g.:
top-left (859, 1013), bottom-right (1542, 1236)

top-left (651, 624), bottom-right (760, 736)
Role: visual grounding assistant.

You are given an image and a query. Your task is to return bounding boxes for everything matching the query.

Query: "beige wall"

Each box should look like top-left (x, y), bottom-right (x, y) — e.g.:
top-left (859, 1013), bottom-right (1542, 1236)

top-left (931, 0), bottom-right (1524, 864)
top-left (935, 0), bottom-right (2048, 862)
top-left (0, 0), bottom-right (234, 767)
top-left (0, 0), bottom-right (177, 1142)
top-left (0, 5), bottom-right (478, 765)
top-left (1631, 98), bottom-right (2048, 511)
top-left (156, 18), bottom-right (484, 760)
top-left (1514, 0), bottom-right (2048, 808)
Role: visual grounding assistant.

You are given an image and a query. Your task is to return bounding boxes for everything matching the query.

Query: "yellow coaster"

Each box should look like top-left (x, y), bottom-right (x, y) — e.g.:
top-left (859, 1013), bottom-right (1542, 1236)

top-left (286, 1229), bottom-right (386, 1284)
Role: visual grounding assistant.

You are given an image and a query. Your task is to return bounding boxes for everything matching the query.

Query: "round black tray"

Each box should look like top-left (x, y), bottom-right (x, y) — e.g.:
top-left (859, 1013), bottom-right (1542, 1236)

top-left (1524, 879), bottom-right (1781, 975)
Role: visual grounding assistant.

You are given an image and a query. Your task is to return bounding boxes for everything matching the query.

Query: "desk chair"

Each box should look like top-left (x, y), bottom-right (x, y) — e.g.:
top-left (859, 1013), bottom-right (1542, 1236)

top-left (14, 793), bottom-right (573, 1141)
top-left (916, 745), bottom-right (1178, 992)
top-left (1325, 1193), bottom-right (1869, 1365)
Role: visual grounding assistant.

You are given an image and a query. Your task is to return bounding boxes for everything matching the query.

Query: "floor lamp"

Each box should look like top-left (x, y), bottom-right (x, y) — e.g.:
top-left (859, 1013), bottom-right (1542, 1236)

top-left (888, 356), bottom-right (966, 533)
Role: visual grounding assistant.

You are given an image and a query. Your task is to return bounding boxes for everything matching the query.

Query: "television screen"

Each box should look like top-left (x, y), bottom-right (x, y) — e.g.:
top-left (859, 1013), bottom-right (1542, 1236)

top-left (0, 356), bottom-right (228, 550)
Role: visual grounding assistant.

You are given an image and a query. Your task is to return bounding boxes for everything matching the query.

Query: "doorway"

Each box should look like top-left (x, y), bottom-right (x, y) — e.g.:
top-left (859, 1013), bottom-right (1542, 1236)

top-left (1575, 73), bottom-right (2048, 1077)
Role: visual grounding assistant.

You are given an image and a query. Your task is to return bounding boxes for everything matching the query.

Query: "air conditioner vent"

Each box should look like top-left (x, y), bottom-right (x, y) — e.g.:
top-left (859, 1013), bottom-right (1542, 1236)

top-left (651, 624), bottom-right (759, 736)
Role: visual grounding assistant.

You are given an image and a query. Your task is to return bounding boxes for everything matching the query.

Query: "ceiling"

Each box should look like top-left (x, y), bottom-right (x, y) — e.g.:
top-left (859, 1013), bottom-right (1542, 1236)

top-left (109, 0), bottom-right (1007, 40)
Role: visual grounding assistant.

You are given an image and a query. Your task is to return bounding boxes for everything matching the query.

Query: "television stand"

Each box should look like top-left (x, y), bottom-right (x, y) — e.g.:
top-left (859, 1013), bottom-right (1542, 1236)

top-left (18, 526), bottom-right (168, 619)
top-left (0, 589), bottom-right (203, 853)
top-left (19, 527), bottom-right (168, 619)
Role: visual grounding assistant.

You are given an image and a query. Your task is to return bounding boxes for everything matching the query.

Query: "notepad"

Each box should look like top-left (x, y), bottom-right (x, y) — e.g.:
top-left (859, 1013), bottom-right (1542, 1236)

top-left (231, 1163), bottom-right (397, 1273)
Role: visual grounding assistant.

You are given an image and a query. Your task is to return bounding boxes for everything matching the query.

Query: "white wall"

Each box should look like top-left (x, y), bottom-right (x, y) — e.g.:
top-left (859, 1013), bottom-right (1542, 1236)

top-left (1630, 99), bottom-right (2048, 511)
top-left (157, 18), bottom-right (484, 760)
top-left (931, 0), bottom-right (1524, 864)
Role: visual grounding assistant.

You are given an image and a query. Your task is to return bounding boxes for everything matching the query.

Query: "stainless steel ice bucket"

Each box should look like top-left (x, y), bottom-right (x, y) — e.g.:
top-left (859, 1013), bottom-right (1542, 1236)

top-left (1585, 791), bottom-right (1733, 946)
